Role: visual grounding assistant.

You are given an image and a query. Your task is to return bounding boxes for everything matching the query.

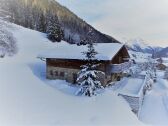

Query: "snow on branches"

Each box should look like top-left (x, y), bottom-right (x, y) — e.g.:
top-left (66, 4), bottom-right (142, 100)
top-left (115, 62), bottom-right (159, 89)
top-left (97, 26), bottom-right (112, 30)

top-left (0, 21), bottom-right (17, 57)
top-left (76, 29), bottom-right (104, 97)
top-left (46, 12), bottom-right (63, 42)
top-left (76, 65), bottom-right (105, 97)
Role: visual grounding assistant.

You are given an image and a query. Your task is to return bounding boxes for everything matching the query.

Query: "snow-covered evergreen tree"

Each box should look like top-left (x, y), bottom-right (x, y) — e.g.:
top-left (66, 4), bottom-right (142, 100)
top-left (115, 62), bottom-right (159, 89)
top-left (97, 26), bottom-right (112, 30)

top-left (76, 29), bottom-right (104, 97)
top-left (46, 13), bottom-right (63, 42)
top-left (37, 12), bottom-right (46, 32)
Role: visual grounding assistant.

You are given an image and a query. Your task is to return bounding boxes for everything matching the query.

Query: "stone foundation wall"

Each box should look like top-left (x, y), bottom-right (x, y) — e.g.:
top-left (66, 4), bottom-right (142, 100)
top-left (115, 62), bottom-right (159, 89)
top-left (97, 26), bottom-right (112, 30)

top-left (118, 94), bottom-right (140, 115)
top-left (47, 66), bottom-right (80, 84)
top-left (47, 66), bottom-right (125, 86)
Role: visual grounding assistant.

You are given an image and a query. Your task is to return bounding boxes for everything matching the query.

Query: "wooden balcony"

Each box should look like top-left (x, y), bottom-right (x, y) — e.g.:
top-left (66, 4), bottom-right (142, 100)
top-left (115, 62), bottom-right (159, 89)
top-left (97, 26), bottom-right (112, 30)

top-left (110, 61), bottom-right (132, 73)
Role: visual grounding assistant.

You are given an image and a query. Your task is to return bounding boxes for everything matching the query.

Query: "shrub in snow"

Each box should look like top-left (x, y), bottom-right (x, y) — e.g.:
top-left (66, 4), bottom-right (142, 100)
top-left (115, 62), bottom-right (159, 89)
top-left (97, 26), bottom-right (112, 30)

top-left (128, 64), bottom-right (141, 77)
top-left (148, 79), bottom-right (153, 89)
top-left (0, 47), bottom-right (5, 58)
top-left (76, 29), bottom-right (104, 97)
top-left (0, 27), bottom-right (17, 57)
top-left (145, 78), bottom-right (153, 91)
top-left (143, 69), bottom-right (155, 91)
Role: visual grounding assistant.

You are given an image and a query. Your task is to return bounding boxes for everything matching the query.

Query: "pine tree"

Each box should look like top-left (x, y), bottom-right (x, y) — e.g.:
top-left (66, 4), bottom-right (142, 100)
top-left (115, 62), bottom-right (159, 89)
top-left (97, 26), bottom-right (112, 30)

top-left (37, 12), bottom-right (46, 32)
top-left (76, 29), bottom-right (104, 97)
top-left (46, 13), bottom-right (63, 42)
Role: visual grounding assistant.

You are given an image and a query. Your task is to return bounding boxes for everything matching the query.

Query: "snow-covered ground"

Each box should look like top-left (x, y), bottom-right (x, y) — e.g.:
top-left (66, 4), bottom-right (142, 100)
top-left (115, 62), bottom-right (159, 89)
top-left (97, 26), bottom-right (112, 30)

top-left (112, 77), bottom-right (145, 97)
top-left (139, 71), bottom-right (168, 125)
top-left (1, 20), bottom-right (168, 126)
top-left (129, 50), bottom-right (152, 63)
top-left (0, 21), bottom-right (144, 126)
top-left (161, 58), bottom-right (168, 67)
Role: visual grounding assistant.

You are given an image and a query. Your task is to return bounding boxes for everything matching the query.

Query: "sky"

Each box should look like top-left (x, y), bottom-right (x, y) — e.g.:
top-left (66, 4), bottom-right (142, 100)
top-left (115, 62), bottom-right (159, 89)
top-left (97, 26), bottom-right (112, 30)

top-left (57, 0), bottom-right (168, 47)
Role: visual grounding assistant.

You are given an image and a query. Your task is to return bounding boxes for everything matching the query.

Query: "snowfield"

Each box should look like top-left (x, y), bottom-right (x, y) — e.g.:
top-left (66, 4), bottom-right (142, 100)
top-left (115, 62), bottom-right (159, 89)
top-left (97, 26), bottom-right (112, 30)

top-left (0, 21), bottom-right (144, 126)
top-left (139, 78), bottom-right (168, 126)
top-left (128, 50), bottom-right (152, 63)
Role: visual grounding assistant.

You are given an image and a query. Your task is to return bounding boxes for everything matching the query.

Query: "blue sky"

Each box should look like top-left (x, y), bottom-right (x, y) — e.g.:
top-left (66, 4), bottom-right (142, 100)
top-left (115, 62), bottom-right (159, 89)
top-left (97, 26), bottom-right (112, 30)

top-left (57, 0), bottom-right (168, 47)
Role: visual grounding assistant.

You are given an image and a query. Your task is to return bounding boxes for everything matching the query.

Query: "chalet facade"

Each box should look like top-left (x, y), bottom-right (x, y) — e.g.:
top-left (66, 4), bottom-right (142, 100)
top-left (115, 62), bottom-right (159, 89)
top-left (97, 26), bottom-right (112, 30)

top-left (39, 42), bottom-right (131, 86)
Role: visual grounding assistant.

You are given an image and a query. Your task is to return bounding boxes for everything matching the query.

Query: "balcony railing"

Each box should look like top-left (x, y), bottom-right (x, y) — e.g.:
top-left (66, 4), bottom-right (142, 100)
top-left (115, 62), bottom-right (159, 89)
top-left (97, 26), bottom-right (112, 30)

top-left (110, 61), bottom-right (132, 73)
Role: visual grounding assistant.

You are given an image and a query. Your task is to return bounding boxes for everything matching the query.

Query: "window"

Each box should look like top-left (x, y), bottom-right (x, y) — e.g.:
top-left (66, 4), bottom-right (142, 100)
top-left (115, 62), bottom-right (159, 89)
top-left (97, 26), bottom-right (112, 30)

top-left (73, 73), bottom-right (77, 84)
top-left (50, 70), bottom-right (53, 76)
top-left (55, 71), bottom-right (58, 76)
top-left (60, 72), bottom-right (65, 77)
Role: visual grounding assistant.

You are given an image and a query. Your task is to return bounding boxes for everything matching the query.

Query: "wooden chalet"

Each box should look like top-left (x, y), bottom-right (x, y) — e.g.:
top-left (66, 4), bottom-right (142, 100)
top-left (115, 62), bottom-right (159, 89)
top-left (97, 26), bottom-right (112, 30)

top-left (39, 42), bottom-right (131, 86)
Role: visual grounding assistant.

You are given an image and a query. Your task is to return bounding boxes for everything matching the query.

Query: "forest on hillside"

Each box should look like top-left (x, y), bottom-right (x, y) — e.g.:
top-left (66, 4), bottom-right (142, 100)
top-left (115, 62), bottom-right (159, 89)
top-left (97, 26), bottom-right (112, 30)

top-left (0, 0), bottom-right (119, 43)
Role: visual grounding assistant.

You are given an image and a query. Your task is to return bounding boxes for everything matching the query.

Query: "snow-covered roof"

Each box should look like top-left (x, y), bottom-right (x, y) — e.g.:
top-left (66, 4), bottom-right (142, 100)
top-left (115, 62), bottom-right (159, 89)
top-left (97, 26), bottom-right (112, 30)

top-left (38, 42), bottom-right (124, 61)
top-left (117, 78), bottom-right (144, 97)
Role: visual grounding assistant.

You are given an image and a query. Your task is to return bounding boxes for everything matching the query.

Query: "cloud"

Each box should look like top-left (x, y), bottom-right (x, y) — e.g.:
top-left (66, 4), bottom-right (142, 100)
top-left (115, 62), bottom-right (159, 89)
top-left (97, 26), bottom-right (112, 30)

top-left (56, 0), bottom-right (107, 22)
top-left (57, 0), bottom-right (168, 47)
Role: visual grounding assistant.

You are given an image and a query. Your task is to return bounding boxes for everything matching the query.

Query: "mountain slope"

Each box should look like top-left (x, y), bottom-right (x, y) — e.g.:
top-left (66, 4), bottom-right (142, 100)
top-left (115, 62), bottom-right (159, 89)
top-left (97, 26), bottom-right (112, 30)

top-left (126, 39), bottom-right (153, 53)
top-left (126, 39), bottom-right (163, 55)
top-left (155, 47), bottom-right (168, 58)
top-left (0, 19), bottom-right (144, 126)
top-left (0, 0), bottom-right (119, 44)
top-left (126, 38), bottom-right (168, 58)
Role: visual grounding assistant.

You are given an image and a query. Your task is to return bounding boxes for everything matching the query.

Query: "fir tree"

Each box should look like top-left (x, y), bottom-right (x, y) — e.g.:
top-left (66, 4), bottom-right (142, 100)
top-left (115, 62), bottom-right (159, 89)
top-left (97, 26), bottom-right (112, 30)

top-left (76, 29), bottom-right (104, 97)
top-left (46, 13), bottom-right (63, 42)
top-left (37, 12), bottom-right (46, 32)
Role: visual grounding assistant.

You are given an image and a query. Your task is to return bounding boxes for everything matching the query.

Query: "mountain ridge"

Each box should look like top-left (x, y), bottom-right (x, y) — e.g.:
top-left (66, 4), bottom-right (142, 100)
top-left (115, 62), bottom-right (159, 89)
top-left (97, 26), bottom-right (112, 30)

top-left (125, 39), bottom-right (168, 58)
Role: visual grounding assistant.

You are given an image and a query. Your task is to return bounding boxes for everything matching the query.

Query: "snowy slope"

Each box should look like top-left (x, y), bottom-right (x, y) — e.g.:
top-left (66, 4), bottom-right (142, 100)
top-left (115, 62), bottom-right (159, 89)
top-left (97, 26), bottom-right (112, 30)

top-left (0, 21), bottom-right (144, 126)
top-left (127, 39), bottom-right (151, 50)
top-left (129, 50), bottom-right (152, 63)
top-left (139, 78), bottom-right (168, 126)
